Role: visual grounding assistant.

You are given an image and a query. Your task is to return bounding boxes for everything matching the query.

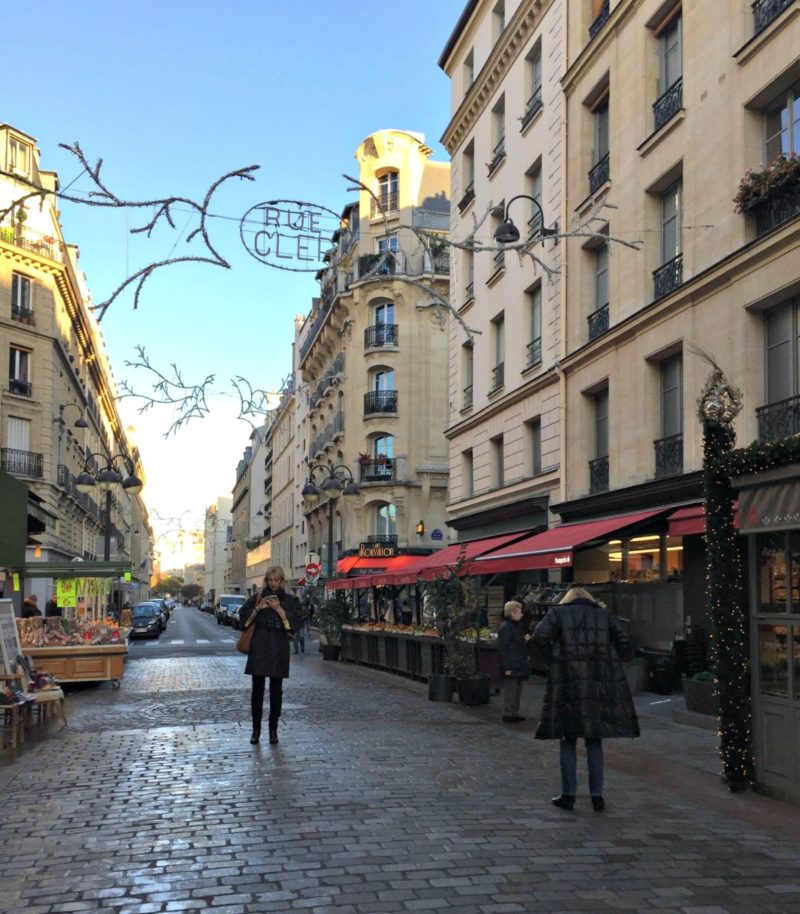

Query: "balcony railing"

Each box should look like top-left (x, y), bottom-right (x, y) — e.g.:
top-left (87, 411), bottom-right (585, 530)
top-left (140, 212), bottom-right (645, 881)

top-left (589, 455), bottom-right (609, 493)
top-left (1, 447), bottom-right (43, 478)
top-left (490, 362), bottom-right (505, 393)
top-left (527, 337), bottom-right (542, 367)
top-left (755, 188), bottom-right (800, 236)
top-left (487, 137), bottom-right (506, 176)
top-left (588, 303), bottom-right (610, 341)
top-left (366, 534), bottom-right (398, 546)
top-left (527, 209), bottom-right (544, 240)
top-left (365, 323), bottom-right (398, 348)
top-left (432, 253), bottom-right (450, 274)
top-left (489, 248), bottom-right (505, 279)
top-left (11, 306), bottom-right (35, 325)
top-left (653, 77), bottom-right (683, 132)
top-left (757, 394), bottom-right (800, 442)
top-left (364, 390), bottom-right (398, 414)
top-left (653, 253), bottom-right (683, 300)
top-left (370, 192), bottom-right (398, 218)
top-left (0, 225), bottom-right (63, 262)
top-left (465, 281), bottom-right (474, 304)
top-left (753, 0), bottom-right (792, 33)
top-left (520, 87), bottom-right (543, 131)
top-left (462, 384), bottom-right (473, 410)
top-left (588, 152), bottom-right (610, 194)
top-left (654, 433), bottom-right (683, 478)
top-left (8, 378), bottom-right (32, 397)
top-left (589, 0), bottom-right (610, 39)
top-left (457, 182), bottom-right (475, 213)
top-left (359, 460), bottom-right (395, 483)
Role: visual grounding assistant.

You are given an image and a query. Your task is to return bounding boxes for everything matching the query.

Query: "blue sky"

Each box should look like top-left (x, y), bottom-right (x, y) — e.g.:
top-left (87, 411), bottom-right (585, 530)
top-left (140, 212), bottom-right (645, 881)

top-left (4, 0), bottom-right (465, 558)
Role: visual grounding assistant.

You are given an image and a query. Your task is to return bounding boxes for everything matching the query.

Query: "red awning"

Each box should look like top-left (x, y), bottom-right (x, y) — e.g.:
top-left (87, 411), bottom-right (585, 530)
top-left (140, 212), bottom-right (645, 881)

top-left (468, 508), bottom-right (668, 575)
top-left (336, 555), bottom-right (362, 575)
top-left (667, 502), bottom-right (739, 536)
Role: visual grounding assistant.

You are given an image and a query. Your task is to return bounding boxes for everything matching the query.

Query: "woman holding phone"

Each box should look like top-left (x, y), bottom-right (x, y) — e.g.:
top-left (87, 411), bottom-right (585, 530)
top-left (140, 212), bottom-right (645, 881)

top-left (239, 565), bottom-right (301, 745)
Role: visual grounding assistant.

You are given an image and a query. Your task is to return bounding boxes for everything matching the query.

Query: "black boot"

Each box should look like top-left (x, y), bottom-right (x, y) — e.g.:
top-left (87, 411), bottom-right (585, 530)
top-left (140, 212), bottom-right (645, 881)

top-left (250, 728), bottom-right (260, 745)
top-left (269, 725), bottom-right (278, 744)
top-left (552, 794), bottom-right (575, 810)
top-left (591, 796), bottom-right (605, 812)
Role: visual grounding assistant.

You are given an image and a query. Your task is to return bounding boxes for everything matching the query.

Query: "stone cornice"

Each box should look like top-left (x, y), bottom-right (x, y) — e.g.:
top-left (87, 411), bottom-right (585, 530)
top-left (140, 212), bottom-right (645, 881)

top-left (441, 0), bottom-right (554, 155)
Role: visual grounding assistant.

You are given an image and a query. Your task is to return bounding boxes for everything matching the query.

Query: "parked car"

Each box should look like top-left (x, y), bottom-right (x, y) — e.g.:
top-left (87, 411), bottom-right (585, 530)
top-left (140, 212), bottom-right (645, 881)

top-left (130, 603), bottom-right (162, 639)
top-left (216, 594), bottom-right (246, 628)
top-left (200, 601), bottom-right (214, 613)
top-left (147, 598), bottom-right (169, 629)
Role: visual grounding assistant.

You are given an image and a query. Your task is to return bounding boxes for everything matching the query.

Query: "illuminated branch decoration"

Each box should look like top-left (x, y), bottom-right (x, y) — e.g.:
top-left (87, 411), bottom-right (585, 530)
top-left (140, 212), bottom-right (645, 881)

top-left (1, 142), bottom-right (259, 320)
top-left (118, 346), bottom-right (215, 437)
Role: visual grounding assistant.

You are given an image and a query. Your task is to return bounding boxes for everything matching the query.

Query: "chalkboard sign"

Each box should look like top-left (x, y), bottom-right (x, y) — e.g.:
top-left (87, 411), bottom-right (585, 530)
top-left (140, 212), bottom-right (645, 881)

top-left (0, 599), bottom-right (22, 674)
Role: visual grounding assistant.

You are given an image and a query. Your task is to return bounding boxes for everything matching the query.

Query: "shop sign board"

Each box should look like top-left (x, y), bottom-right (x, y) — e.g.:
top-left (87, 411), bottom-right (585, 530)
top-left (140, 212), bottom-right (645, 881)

top-left (358, 543), bottom-right (397, 558)
top-left (0, 599), bottom-right (22, 674)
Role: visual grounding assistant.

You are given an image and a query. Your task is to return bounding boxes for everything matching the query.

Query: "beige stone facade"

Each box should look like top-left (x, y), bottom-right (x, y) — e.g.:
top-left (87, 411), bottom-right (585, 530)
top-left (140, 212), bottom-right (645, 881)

top-left (298, 129), bottom-right (451, 572)
top-left (440, 0), bottom-right (563, 538)
top-left (0, 123), bottom-right (151, 604)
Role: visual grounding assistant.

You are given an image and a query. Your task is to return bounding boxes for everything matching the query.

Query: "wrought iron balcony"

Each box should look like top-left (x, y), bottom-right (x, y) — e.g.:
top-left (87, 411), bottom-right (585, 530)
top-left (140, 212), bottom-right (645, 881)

top-left (757, 394), bottom-right (800, 442)
top-left (653, 253), bottom-right (683, 300)
top-left (457, 182), bottom-right (475, 213)
top-left (462, 384), bottom-right (473, 410)
top-left (8, 378), bottom-right (32, 397)
top-left (490, 362), bottom-right (505, 393)
top-left (653, 78), bottom-right (683, 132)
top-left (520, 87), bottom-right (543, 131)
top-left (1, 447), bottom-right (43, 478)
top-left (755, 187), bottom-right (800, 236)
top-left (364, 390), bottom-right (398, 414)
top-left (365, 323), bottom-right (398, 348)
top-left (589, 455), bottom-right (609, 493)
top-left (0, 225), bottom-right (62, 262)
top-left (359, 460), bottom-right (395, 483)
top-left (432, 253), bottom-right (450, 274)
top-left (527, 337), bottom-right (542, 367)
top-left (588, 304), bottom-right (609, 341)
top-left (588, 152), bottom-right (610, 194)
top-left (370, 192), bottom-right (398, 218)
top-left (654, 433), bottom-right (683, 478)
top-left (11, 306), bottom-right (34, 325)
top-left (366, 534), bottom-right (398, 546)
top-left (589, 0), bottom-right (610, 39)
top-left (490, 248), bottom-right (505, 277)
top-left (753, 0), bottom-right (792, 33)
top-left (487, 137), bottom-right (506, 176)
top-left (527, 210), bottom-right (544, 240)
top-left (465, 281), bottom-right (474, 304)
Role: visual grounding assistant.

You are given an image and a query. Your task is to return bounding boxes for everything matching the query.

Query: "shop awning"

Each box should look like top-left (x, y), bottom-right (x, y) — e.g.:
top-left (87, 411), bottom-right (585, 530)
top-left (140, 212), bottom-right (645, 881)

top-left (467, 508), bottom-right (668, 575)
top-left (667, 503), bottom-right (739, 537)
top-left (336, 555), bottom-right (362, 575)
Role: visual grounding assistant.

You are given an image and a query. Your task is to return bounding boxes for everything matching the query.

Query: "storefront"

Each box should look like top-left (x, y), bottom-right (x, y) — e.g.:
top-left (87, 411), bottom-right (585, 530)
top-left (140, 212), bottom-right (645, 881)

top-left (738, 464), bottom-right (800, 800)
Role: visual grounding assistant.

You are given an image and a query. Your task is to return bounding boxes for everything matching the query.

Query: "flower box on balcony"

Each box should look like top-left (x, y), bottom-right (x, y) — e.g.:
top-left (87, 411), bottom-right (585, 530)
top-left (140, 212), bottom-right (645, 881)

top-left (734, 154), bottom-right (800, 214)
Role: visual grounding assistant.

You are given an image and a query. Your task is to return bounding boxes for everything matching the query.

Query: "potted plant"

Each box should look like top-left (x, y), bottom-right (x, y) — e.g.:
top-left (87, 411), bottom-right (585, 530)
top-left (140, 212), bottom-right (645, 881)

top-left (315, 591), bottom-right (353, 661)
top-left (683, 670), bottom-right (720, 716)
top-left (421, 566), bottom-right (489, 705)
top-left (733, 153), bottom-right (800, 214)
top-left (358, 452), bottom-right (371, 466)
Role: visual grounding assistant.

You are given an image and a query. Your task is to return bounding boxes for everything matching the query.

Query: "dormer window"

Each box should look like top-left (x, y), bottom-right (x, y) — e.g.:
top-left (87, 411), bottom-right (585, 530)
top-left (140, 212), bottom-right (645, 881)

top-left (8, 136), bottom-right (31, 176)
top-left (372, 171), bottom-right (399, 217)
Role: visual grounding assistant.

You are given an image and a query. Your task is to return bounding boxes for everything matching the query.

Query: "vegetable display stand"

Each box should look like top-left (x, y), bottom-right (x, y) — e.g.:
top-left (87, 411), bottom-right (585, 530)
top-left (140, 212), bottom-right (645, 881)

top-left (24, 643), bottom-right (128, 689)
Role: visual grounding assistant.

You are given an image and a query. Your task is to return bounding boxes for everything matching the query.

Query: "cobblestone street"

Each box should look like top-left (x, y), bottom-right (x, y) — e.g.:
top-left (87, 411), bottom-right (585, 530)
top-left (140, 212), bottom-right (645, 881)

top-left (3, 647), bottom-right (800, 914)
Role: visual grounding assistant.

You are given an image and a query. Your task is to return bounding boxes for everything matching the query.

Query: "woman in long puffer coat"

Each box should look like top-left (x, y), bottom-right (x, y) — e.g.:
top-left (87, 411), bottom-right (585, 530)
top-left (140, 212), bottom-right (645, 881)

top-left (533, 586), bottom-right (639, 812)
top-left (239, 565), bottom-right (300, 745)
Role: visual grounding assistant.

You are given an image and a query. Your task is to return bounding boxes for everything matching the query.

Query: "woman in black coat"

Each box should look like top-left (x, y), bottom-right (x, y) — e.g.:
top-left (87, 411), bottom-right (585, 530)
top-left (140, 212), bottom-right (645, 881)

top-left (533, 586), bottom-right (639, 812)
top-left (239, 565), bottom-right (300, 745)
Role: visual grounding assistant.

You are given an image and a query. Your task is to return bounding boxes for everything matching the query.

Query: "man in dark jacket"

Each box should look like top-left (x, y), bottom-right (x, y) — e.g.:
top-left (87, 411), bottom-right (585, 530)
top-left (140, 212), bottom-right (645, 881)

top-left (496, 600), bottom-right (531, 723)
top-left (533, 586), bottom-right (639, 812)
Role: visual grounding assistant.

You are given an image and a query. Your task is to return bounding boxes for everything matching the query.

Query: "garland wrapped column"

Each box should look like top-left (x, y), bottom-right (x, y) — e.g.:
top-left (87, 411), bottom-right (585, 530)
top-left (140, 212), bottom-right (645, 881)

top-left (698, 365), bottom-right (755, 790)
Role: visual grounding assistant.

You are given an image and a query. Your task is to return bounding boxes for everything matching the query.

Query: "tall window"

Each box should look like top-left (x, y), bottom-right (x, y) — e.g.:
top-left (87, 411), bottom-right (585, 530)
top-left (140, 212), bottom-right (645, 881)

top-left (593, 97), bottom-right (609, 167)
top-left (661, 181), bottom-right (682, 263)
top-left (659, 14), bottom-right (682, 95)
top-left (377, 235), bottom-right (398, 254)
top-left (661, 355), bottom-right (683, 438)
top-left (489, 95), bottom-right (506, 173)
top-left (595, 243), bottom-right (609, 311)
top-left (373, 434), bottom-right (394, 459)
top-left (459, 141), bottom-right (476, 213)
top-left (9, 346), bottom-right (31, 395)
top-left (491, 314), bottom-right (505, 391)
top-left (463, 448), bottom-right (474, 498)
top-left (465, 249), bottom-right (475, 300)
top-left (375, 503), bottom-right (397, 539)
top-left (527, 418), bottom-right (542, 476)
top-left (7, 416), bottom-right (30, 451)
top-left (765, 79), bottom-right (800, 162)
top-left (462, 343), bottom-right (474, 410)
top-left (11, 273), bottom-right (31, 317)
top-left (527, 285), bottom-right (542, 367)
top-left (595, 388), bottom-right (609, 459)
top-left (8, 137), bottom-right (30, 175)
top-left (492, 0), bottom-right (505, 41)
top-left (373, 368), bottom-right (394, 391)
top-left (463, 49), bottom-right (475, 92)
top-left (374, 300), bottom-right (394, 326)
top-left (377, 171), bottom-right (398, 213)
top-left (765, 300), bottom-right (800, 404)
top-left (491, 435), bottom-right (504, 488)
top-left (526, 162), bottom-right (543, 237)
top-left (525, 42), bottom-right (543, 117)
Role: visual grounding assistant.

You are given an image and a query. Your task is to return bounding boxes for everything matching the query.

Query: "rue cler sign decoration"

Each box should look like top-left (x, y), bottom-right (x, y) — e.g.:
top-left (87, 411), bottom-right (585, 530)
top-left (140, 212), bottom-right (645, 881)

top-left (240, 200), bottom-right (343, 273)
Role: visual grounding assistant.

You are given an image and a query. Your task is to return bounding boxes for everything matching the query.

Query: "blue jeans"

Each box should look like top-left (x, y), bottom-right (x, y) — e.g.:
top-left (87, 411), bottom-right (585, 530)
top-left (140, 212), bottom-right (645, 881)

top-left (559, 737), bottom-right (603, 796)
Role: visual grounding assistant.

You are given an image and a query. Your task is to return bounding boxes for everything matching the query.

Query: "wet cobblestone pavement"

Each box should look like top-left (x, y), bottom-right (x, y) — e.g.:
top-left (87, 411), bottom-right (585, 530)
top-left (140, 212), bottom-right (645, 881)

top-left (3, 647), bottom-right (800, 914)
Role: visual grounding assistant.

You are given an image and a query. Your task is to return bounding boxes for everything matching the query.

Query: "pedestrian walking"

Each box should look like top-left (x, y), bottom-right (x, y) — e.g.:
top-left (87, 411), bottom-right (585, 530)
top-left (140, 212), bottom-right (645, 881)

top-left (239, 565), bottom-right (300, 746)
top-left (21, 595), bottom-right (42, 618)
top-left (533, 586), bottom-right (639, 812)
top-left (286, 599), bottom-right (309, 655)
top-left (496, 599), bottom-right (531, 723)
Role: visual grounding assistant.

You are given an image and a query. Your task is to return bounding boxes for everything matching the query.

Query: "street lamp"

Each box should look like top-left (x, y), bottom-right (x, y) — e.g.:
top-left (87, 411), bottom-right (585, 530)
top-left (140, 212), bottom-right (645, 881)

top-left (74, 452), bottom-right (143, 561)
top-left (494, 194), bottom-right (557, 244)
top-left (53, 402), bottom-right (89, 429)
top-left (302, 461), bottom-right (360, 578)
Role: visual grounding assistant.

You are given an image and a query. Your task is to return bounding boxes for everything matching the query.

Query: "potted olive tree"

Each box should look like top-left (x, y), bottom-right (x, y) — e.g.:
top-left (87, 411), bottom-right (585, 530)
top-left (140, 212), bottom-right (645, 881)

top-left (316, 591), bottom-right (353, 661)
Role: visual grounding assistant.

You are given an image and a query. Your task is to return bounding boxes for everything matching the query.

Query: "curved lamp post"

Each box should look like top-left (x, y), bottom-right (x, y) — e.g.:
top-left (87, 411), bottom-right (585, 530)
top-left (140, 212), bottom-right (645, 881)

top-left (301, 462), bottom-right (360, 578)
top-left (493, 194), bottom-right (557, 244)
top-left (75, 452), bottom-right (143, 561)
top-left (54, 402), bottom-right (89, 429)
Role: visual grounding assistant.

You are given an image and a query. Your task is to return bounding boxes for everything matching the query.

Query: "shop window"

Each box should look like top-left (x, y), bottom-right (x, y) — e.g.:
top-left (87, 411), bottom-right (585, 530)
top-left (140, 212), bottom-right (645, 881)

top-left (757, 530), bottom-right (800, 613)
top-left (758, 623), bottom-right (789, 697)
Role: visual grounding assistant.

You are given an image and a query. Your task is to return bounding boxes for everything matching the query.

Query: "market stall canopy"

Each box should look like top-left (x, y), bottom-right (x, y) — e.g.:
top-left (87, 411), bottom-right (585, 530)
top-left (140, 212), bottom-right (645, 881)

top-left (667, 502), bottom-right (739, 537)
top-left (467, 508), bottom-right (669, 575)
